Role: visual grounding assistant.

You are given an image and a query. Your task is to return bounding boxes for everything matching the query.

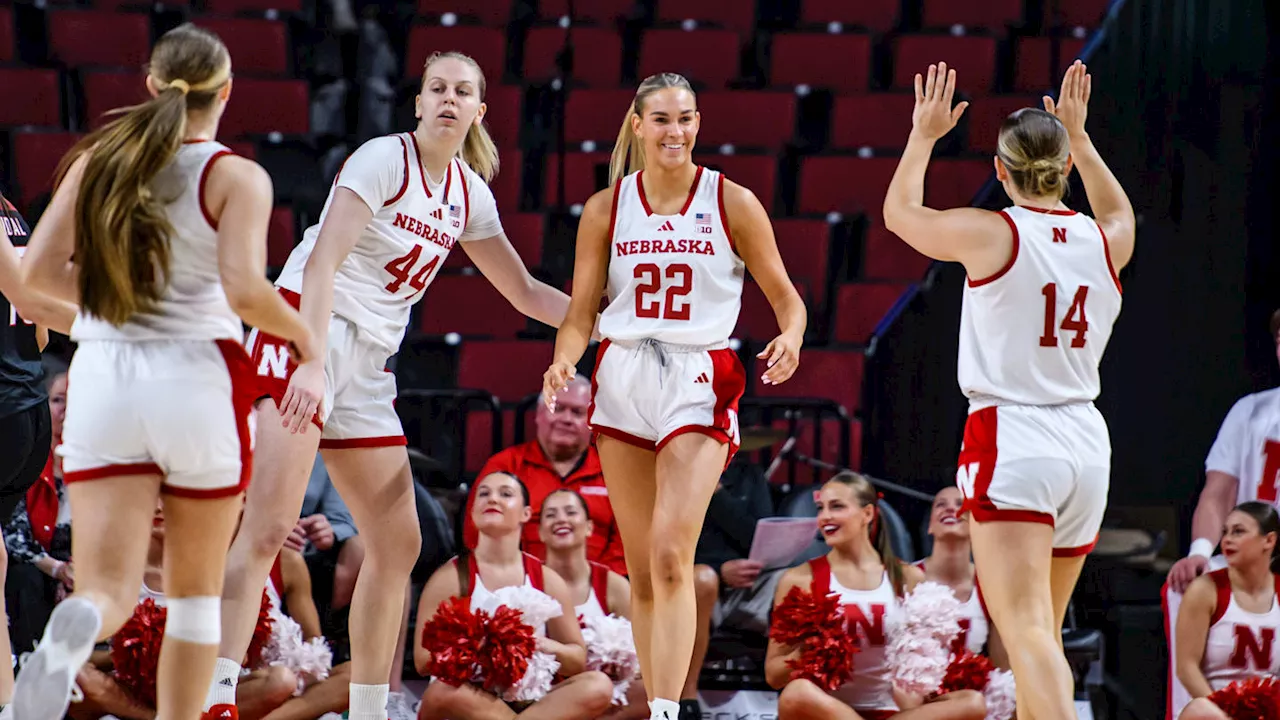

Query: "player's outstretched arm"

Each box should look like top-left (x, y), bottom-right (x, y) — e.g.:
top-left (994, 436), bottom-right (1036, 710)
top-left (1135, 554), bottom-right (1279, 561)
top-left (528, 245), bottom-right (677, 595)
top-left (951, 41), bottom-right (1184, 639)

top-left (544, 185), bottom-right (612, 406)
top-left (1044, 61), bottom-right (1136, 271)
top-left (464, 232), bottom-right (572, 329)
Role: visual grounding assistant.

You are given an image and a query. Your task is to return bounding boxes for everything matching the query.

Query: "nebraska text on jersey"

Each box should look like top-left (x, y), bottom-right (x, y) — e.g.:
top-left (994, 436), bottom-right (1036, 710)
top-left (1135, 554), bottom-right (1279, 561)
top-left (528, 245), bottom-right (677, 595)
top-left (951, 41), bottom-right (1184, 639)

top-left (614, 238), bottom-right (717, 256)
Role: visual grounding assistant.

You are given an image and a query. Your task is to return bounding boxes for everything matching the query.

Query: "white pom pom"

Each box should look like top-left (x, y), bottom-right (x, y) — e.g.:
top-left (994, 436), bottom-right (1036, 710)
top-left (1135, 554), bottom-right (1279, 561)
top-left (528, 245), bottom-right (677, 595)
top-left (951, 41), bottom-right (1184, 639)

top-left (891, 581), bottom-right (963, 643)
top-left (482, 586), bottom-right (564, 628)
top-left (887, 581), bottom-right (964, 696)
top-left (262, 608), bottom-right (333, 695)
top-left (887, 636), bottom-right (950, 695)
top-left (503, 651), bottom-right (560, 702)
top-left (983, 668), bottom-right (1017, 720)
top-left (582, 614), bottom-right (640, 705)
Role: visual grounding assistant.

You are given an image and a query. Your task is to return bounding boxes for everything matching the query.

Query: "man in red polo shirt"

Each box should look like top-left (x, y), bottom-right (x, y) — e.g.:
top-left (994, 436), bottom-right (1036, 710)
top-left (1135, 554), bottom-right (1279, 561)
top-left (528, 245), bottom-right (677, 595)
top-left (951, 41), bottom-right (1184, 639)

top-left (462, 375), bottom-right (627, 574)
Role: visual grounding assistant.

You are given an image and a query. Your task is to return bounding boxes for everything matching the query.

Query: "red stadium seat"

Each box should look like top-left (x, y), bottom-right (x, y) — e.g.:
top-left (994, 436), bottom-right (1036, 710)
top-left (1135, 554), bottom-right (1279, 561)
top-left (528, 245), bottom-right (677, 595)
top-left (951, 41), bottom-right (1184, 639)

top-left (444, 212), bottom-right (543, 270)
top-left (267, 206), bottom-right (295, 267)
top-left (924, 159), bottom-right (992, 210)
top-left (921, 0), bottom-right (1024, 32)
top-left (194, 18), bottom-right (288, 76)
top-left (524, 27), bottom-right (622, 88)
top-left (734, 280), bottom-right (809, 342)
top-left (833, 282), bottom-right (909, 344)
top-left (830, 94), bottom-right (915, 150)
top-left (892, 35), bottom-right (998, 92)
top-left (406, 26), bottom-right (506, 81)
top-left (0, 69), bottom-right (61, 128)
top-left (204, 0), bottom-right (302, 15)
top-left (12, 132), bottom-right (83, 210)
top-left (1048, 0), bottom-right (1112, 29)
top-left (481, 84), bottom-right (522, 150)
top-left (543, 151), bottom-right (611, 207)
top-left (638, 29), bottom-right (740, 89)
top-left (966, 95), bottom-right (1037, 154)
top-left (862, 224), bottom-right (932, 281)
top-left (489, 149), bottom-right (523, 212)
top-left (753, 348), bottom-right (864, 412)
top-left (0, 7), bottom-right (14, 63)
top-left (564, 89), bottom-right (635, 145)
top-left (456, 340), bottom-right (553, 401)
top-left (772, 219), bottom-right (830, 306)
top-left (695, 91), bottom-right (796, 150)
top-left (655, 0), bottom-right (754, 35)
top-left (417, 0), bottom-right (513, 25)
top-left (82, 71), bottom-right (146, 129)
top-left (800, 0), bottom-right (898, 33)
top-left (1014, 37), bottom-right (1086, 91)
top-left (420, 275), bottom-right (528, 338)
top-left (218, 79), bottom-right (308, 137)
top-left (48, 10), bottom-right (150, 69)
top-left (771, 33), bottom-right (871, 92)
top-left (695, 154), bottom-right (777, 212)
top-left (797, 156), bottom-right (899, 219)
top-left (464, 411), bottom-right (516, 473)
top-left (537, 0), bottom-right (634, 23)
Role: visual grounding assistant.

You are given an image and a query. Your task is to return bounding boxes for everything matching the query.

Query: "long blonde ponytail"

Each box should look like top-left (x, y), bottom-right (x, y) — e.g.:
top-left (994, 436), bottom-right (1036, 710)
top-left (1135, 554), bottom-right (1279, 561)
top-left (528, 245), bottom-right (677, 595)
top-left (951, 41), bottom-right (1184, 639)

top-left (608, 72), bottom-right (696, 185)
top-left (422, 51), bottom-right (500, 183)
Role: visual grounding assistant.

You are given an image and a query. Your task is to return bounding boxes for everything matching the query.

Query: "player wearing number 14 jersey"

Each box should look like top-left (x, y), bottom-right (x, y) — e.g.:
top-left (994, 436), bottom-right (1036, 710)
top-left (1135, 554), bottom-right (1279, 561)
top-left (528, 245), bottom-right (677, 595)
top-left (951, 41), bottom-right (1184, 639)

top-left (884, 61), bottom-right (1135, 720)
top-left (220, 52), bottom-right (575, 720)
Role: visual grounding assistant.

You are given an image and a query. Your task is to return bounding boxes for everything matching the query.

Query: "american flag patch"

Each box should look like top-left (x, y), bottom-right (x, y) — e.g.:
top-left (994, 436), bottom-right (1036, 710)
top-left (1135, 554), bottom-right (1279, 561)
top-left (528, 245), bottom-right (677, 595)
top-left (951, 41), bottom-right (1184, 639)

top-left (695, 213), bottom-right (711, 225)
top-left (448, 205), bottom-right (462, 219)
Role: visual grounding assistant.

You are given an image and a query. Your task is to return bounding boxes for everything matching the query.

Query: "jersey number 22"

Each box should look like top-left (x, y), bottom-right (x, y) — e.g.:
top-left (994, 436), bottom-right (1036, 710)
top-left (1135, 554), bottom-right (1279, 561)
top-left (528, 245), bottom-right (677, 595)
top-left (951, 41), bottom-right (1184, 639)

top-left (634, 263), bottom-right (692, 321)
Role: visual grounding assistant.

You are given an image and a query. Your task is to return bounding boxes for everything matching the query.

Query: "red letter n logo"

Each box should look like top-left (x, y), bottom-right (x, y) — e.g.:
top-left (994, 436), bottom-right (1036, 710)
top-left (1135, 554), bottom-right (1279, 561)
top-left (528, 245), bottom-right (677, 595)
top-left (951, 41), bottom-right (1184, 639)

top-left (843, 604), bottom-right (887, 646)
top-left (1052, 227), bottom-right (1068, 244)
top-left (951, 617), bottom-right (972, 654)
top-left (1230, 625), bottom-right (1275, 669)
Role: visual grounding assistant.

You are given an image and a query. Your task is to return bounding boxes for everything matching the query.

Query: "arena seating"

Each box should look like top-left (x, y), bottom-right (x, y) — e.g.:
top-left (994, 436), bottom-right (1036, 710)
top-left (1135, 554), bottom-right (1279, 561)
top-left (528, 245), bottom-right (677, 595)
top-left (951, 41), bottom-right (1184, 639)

top-left (0, 0), bottom-right (1115, 477)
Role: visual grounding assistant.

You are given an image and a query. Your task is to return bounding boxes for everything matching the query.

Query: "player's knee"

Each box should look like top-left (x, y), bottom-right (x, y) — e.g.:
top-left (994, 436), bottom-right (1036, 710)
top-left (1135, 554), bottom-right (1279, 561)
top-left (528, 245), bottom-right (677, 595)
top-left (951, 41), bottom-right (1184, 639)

top-left (1179, 698), bottom-right (1229, 720)
top-left (649, 541), bottom-right (692, 592)
top-left (693, 564), bottom-right (719, 603)
top-left (248, 514), bottom-right (300, 561)
top-left (777, 679), bottom-right (825, 718)
top-left (630, 570), bottom-right (655, 605)
top-left (365, 513), bottom-right (421, 572)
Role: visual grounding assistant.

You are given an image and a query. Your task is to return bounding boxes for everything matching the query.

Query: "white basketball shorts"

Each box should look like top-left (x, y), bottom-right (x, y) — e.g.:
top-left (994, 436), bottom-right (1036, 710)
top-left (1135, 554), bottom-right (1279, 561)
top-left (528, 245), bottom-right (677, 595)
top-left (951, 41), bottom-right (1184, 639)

top-left (955, 402), bottom-right (1111, 555)
top-left (59, 339), bottom-right (256, 497)
top-left (246, 289), bottom-right (406, 449)
top-left (588, 338), bottom-right (745, 460)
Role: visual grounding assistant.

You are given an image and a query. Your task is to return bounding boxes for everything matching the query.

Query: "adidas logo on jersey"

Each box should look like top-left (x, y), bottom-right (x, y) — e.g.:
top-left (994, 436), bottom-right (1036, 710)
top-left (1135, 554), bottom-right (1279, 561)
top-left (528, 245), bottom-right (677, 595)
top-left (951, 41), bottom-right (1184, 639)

top-left (657, 221), bottom-right (675, 232)
top-left (694, 372), bottom-right (710, 383)
top-left (431, 208), bottom-right (444, 221)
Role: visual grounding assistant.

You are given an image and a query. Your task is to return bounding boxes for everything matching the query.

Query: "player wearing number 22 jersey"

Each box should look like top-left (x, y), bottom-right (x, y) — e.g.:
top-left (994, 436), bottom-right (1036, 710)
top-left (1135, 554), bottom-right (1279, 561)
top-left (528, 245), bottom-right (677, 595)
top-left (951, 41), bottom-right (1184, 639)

top-left (251, 131), bottom-right (501, 445)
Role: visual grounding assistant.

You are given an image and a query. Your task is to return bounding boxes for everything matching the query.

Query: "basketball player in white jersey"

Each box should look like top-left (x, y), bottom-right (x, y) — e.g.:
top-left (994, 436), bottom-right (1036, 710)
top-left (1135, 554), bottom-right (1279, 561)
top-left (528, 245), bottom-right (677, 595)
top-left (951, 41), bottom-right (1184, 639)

top-left (12, 24), bottom-right (315, 720)
top-left (209, 51), bottom-right (577, 720)
top-left (882, 60), bottom-right (1136, 720)
top-left (1175, 502), bottom-right (1280, 720)
top-left (542, 72), bottom-right (807, 720)
top-left (1163, 309), bottom-right (1280, 717)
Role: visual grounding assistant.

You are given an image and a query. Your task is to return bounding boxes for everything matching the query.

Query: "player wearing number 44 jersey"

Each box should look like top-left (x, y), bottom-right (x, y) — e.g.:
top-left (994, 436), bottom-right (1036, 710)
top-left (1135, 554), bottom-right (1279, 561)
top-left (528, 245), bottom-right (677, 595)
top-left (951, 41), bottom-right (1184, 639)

top-left (884, 61), bottom-right (1136, 720)
top-left (544, 73), bottom-right (807, 720)
top-left (219, 51), bottom-right (577, 720)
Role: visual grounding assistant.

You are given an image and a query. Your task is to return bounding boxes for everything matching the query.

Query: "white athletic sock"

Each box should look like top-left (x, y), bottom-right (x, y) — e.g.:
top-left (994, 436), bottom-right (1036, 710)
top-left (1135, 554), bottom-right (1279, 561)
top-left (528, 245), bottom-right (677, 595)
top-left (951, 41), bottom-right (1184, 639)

top-left (649, 698), bottom-right (680, 720)
top-left (350, 683), bottom-right (390, 720)
top-left (203, 657), bottom-right (242, 710)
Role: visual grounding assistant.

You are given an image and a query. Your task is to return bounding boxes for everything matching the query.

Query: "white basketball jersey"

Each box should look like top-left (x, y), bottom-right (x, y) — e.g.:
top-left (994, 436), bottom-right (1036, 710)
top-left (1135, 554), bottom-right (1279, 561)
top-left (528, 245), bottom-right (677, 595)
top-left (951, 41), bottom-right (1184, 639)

top-left (598, 167), bottom-right (745, 345)
top-left (957, 206), bottom-right (1123, 409)
top-left (276, 133), bottom-right (500, 353)
top-left (71, 141), bottom-right (243, 343)
top-left (1202, 569), bottom-right (1280, 691)
top-left (1205, 388), bottom-right (1280, 505)
top-left (809, 557), bottom-right (898, 711)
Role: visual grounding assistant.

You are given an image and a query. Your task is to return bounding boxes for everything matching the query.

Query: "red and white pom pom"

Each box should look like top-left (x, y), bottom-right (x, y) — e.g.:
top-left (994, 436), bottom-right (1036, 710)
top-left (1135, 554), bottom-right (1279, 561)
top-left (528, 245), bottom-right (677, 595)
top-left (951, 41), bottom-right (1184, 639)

top-left (1207, 676), bottom-right (1280, 720)
top-left (262, 608), bottom-right (333, 695)
top-left (887, 581), bottom-right (963, 696)
top-left (503, 650), bottom-right (561, 703)
top-left (982, 668), bottom-right (1017, 720)
top-left (582, 614), bottom-right (640, 705)
top-left (475, 586), bottom-right (564, 702)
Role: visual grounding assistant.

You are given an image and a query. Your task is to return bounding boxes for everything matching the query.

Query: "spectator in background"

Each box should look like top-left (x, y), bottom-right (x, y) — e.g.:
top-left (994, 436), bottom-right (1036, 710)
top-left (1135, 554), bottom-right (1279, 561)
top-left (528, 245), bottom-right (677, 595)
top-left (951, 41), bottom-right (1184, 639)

top-left (291, 456), bottom-right (365, 660)
top-left (5, 369), bottom-right (71, 655)
top-left (463, 375), bottom-right (626, 575)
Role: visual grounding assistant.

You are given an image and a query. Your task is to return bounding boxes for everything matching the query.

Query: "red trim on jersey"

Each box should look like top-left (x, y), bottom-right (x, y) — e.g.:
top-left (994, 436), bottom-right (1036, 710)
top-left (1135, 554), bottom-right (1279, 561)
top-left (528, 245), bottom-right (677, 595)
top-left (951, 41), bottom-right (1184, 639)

top-left (594, 426), bottom-right (657, 451)
top-left (1095, 220), bottom-right (1123, 295)
top-left (589, 561), bottom-right (611, 610)
top-left (968, 210), bottom-right (1020, 287)
top-left (975, 575), bottom-right (991, 620)
top-left (1018, 205), bottom-right (1077, 216)
top-left (408, 132), bottom-right (433, 199)
top-left (385, 135), bottom-right (411, 206)
top-left (458, 161), bottom-right (471, 228)
top-left (318, 435), bottom-right (408, 449)
top-left (957, 406), bottom-right (1056, 527)
top-left (463, 552), bottom-right (547, 598)
top-left (198, 150), bottom-right (235, 230)
top-left (716, 173), bottom-right (737, 256)
top-left (1209, 568), bottom-right (1232, 625)
top-left (212, 338), bottom-right (257, 495)
top-left (269, 554), bottom-right (284, 598)
top-left (1052, 535), bottom-right (1098, 557)
top-left (443, 158), bottom-right (454, 199)
top-left (64, 462), bottom-right (162, 483)
top-left (635, 166), bottom-right (704, 216)
top-left (606, 180), bottom-right (622, 242)
top-left (808, 555), bottom-right (832, 595)
top-left (653, 347), bottom-right (744, 466)
top-left (182, 139), bottom-right (209, 144)
top-left (247, 289), bottom-right (323, 431)
top-left (586, 338), bottom-right (608, 426)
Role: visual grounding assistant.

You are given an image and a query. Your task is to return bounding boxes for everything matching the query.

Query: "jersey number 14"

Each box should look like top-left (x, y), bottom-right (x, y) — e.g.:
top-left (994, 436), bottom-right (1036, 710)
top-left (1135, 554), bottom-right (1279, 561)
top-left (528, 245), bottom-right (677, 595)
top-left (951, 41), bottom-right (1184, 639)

top-left (1039, 283), bottom-right (1090, 348)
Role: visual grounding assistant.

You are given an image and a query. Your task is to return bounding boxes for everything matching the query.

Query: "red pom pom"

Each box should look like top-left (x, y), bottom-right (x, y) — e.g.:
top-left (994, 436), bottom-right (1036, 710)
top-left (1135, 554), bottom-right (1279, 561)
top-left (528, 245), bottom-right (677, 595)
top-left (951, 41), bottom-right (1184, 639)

top-left (245, 590), bottom-right (274, 670)
top-left (421, 597), bottom-right (487, 687)
top-left (476, 605), bottom-right (536, 692)
top-left (940, 652), bottom-right (996, 694)
top-left (786, 631), bottom-right (859, 692)
top-left (1208, 676), bottom-right (1280, 720)
top-left (769, 586), bottom-right (858, 691)
top-left (111, 599), bottom-right (167, 707)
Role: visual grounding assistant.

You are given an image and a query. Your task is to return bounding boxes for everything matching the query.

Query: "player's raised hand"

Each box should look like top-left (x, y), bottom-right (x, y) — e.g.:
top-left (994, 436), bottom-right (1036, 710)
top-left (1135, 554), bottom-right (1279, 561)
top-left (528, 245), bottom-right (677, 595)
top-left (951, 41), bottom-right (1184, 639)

top-left (1043, 60), bottom-right (1090, 137)
top-left (542, 360), bottom-right (577, 411)
top-left (911, 62), bottom-right (969, 142)
top-left (757, 332), bottom-right (801, 385)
